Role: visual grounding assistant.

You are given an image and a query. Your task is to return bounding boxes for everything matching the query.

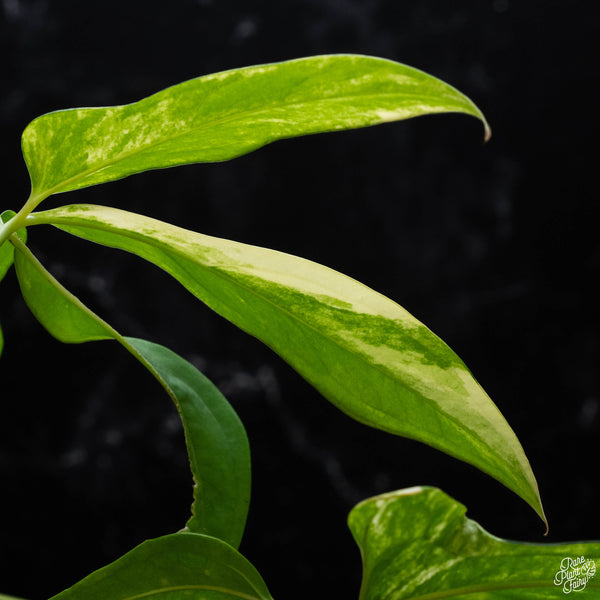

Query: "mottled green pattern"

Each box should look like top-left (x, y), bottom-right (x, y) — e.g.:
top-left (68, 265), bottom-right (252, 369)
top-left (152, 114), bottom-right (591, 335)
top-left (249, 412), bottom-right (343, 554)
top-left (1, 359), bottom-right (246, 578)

top-left (349, 487), bottom-right (600, 600)
top-left (49, 532), bottom-right (273, 600)
top-left (30, 203), bottom-right (545, 526)
top-left (21, 55), bottom-right (489, 205)
top-left (13, 241), bottom-right (251, 549)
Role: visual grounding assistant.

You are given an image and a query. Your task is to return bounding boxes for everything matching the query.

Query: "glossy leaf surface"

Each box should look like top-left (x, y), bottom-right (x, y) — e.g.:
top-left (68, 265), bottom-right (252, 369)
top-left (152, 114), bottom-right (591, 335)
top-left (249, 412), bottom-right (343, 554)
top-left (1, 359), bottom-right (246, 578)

top-left (349, 486), bottom-right (599, 599)
top-left (127, 338), bottom-right (251, 547)
top-left (21, 54), bottom-right (489, 206)
top-left (13, 240), bottom-right (250, 548)
top-left (50, 532), bottom-right (273, 600)
top-left (31, 204), bottom-right (545, 526)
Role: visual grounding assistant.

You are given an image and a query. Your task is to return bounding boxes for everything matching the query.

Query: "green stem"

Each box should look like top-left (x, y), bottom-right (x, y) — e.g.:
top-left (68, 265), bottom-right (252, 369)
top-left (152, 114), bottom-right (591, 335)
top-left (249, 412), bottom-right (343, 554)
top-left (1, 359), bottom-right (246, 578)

top-left (0, 193), bottom-right (46, 246)
top-left (0, 222), bottom-right (11, 247)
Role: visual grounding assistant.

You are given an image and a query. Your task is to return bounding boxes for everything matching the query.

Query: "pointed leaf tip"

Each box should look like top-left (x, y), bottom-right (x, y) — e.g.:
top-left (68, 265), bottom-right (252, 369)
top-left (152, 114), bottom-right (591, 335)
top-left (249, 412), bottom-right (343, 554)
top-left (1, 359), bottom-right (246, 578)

top-left (36, 203), bottom-right (544, 524)
top-left (22, 54), bottom-right (491, 205)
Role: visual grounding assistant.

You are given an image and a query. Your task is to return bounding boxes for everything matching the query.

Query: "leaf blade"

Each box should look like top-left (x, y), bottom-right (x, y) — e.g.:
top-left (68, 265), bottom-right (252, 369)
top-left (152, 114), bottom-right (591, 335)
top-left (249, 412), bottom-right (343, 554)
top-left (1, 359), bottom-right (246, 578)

top-left (1, 210), bottom-right (20, 282)
top-left (49, 532), bottom-right (273, 600)
top-left (125, 338), bottom-right (251, 548)
top-left (22, 54), bottom-right (489, 203)
top-left (348, 486), bottom-right (599, 600)
top-left (34, 204), bottom-right (545, 527)
top-left (13, 239), bottom-right (251, 548)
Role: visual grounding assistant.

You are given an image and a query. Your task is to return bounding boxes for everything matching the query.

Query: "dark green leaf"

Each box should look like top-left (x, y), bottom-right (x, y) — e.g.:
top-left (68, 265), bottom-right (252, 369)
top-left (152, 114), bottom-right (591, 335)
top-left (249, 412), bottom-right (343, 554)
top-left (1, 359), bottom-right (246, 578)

top-left (349, 486), bottom-right (599, 599)
top-left (13, 239), bottom-right (250, 547)
top-left (49, 532), bottom-right (273, 600)
top-left (21, 55), bottom-right (489, 208)
top-left (125, 338), bottom-right (250, 547)
top-left (31, 204), bottom-right (546, 528)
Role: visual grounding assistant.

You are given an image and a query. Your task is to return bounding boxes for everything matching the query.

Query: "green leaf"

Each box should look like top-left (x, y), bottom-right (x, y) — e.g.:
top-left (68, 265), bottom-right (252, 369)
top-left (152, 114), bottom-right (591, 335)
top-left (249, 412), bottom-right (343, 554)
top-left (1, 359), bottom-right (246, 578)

top-left (30, 204), bottom-right (546, 528)
top-left (13, 239), bottom-right (251, 548)
top-left (1, 210), bottom-right (20, 282)
top-left (21, 54), bottom-right (489, 208)
top-left (349, 486), bottom-right (599, 599)
top-left (0, 594), bottom-right (29, 600)
top-left (49, 531), bottom-right (273, 600)
top-left (0, 210), bottom-right (25, 359)
top-left (0, 242), bottom-right (14, 283)
top-left (126, 338), bottom-right (251, 548)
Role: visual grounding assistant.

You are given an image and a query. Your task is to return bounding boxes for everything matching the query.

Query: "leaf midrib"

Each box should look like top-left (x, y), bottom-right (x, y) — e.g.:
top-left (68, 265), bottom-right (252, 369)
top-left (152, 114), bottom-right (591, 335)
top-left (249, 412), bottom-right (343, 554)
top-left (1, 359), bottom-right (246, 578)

top-left (69, 584), bottom-right (263, 600)
top-left (41, 211), bottom-right (511, 479)
top-left (409, 578), bottom-right (572, 599)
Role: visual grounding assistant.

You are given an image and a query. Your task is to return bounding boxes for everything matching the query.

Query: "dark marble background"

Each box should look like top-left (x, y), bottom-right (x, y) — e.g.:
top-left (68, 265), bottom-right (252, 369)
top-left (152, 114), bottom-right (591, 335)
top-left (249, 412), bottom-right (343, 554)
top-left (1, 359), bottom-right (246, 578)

top-left (1, 1), bottom-right (598, 598)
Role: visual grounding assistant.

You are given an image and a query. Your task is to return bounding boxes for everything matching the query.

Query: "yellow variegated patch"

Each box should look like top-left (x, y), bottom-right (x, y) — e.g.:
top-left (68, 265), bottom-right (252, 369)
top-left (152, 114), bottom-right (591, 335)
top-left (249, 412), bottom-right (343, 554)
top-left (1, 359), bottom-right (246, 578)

top-left (28, 204), bottom-right (545, 527)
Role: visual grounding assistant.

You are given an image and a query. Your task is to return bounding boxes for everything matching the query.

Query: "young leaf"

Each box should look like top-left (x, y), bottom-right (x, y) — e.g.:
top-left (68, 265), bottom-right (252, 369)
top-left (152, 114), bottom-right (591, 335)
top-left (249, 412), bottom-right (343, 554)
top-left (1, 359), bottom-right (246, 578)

top-left (349, 486), bottom-right (599, 599)
top-left (30, 204), bottom-right (546, 528)
top-left (21, 54), bottom-right (489, 210)
top-left (12, 238), bottom-right (251, 549)
top-left (49, 532), bottom-right (273, 600)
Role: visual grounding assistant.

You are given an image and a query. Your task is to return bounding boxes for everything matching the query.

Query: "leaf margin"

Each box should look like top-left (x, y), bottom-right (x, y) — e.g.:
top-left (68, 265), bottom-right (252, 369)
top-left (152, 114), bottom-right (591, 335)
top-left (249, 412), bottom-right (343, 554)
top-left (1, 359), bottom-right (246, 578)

top-left (11, 235), bottom-right (251, 548)
top-left (25, 204), bottom-right (547, 529)
top-left (349, 486), bottom-right (598, 600)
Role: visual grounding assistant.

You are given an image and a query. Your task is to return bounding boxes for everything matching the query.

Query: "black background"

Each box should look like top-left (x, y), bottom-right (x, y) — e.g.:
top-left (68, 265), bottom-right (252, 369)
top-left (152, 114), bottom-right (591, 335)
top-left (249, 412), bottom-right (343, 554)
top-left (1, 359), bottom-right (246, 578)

top-left (1, 1), bottom-right (598, 598)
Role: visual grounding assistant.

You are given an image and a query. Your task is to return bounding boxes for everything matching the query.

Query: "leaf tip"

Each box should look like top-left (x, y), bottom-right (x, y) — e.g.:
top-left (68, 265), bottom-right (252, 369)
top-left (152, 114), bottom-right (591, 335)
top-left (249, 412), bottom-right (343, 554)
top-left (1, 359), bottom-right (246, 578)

top-left (484, 122), bottom-right (492, 143)
top-left (535, 501), bottom-right (549, 536)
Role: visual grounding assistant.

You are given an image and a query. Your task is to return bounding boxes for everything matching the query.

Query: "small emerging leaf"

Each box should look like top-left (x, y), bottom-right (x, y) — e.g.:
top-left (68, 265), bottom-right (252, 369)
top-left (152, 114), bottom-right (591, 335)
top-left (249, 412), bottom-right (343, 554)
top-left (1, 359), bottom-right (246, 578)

top-left (31, 204), bottom-right (545, 527)
top-left (13, 240), bottom-right (250, 548)
top-left (21, 54), bottom-right (489, 208)
top-left (49, 532), bottom-right (273, 600)
top-left (349, 486), bottom-right (599, 599)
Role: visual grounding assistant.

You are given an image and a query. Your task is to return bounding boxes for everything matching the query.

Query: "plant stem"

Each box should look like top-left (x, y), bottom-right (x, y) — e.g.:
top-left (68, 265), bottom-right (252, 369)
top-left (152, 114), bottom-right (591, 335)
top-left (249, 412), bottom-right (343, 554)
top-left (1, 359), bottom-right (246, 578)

top-left (0, 188), bottom-right (51, 246)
